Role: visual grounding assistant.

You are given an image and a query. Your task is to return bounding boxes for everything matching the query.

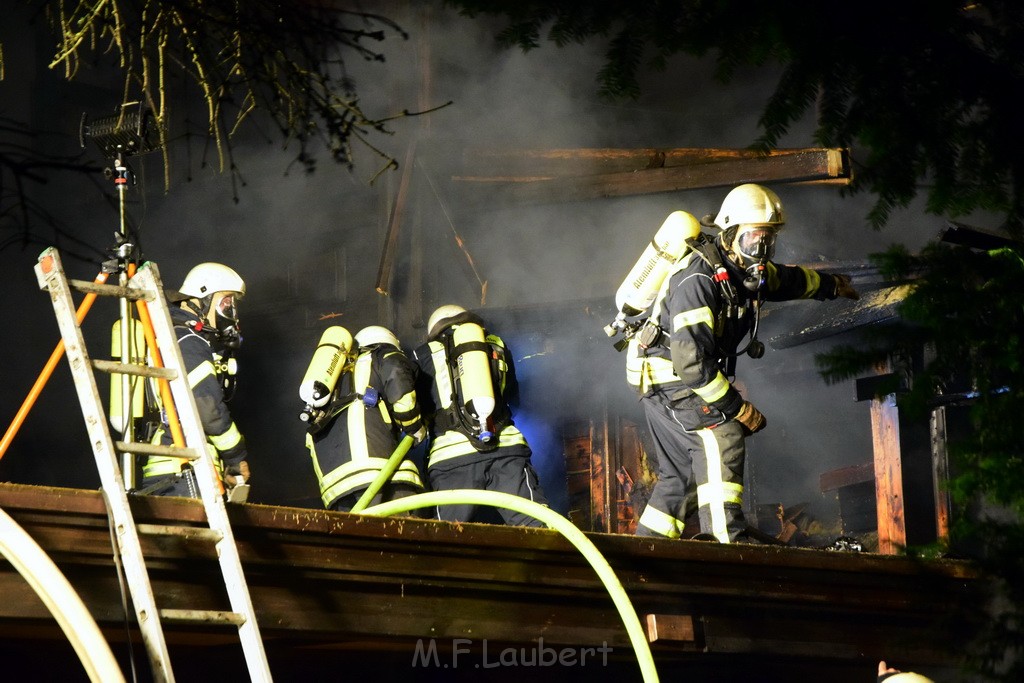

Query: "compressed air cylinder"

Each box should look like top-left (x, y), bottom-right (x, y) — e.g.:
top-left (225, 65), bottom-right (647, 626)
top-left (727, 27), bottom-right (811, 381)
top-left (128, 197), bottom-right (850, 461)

top-left (614, 210), bottom-right (701, 317)
top-left (108, 317), bottom-right (147, 433)
top-left (299, 326), bottom-right (353, 407)
top-left (452, 322), bottom-right (495, 441)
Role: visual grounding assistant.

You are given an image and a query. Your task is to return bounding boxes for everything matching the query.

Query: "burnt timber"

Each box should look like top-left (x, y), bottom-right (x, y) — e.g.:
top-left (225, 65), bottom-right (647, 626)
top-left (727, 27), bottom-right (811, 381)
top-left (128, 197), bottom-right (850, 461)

top-left (0, 482), bottom-right (983, 682)
top-left (448, 147), bottom-right (852, 203)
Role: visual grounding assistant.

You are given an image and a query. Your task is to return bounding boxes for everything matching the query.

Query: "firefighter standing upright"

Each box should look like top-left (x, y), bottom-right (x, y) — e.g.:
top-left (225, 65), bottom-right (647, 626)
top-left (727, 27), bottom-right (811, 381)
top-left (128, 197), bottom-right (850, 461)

top-left (303, 325), bottom-right (427, 511)
top-left (140, 263), bottom-right (250, 498)
top-left (414, 305), bottom-right (548, 527)
top-left (618, 184), bottom-right (859, 543)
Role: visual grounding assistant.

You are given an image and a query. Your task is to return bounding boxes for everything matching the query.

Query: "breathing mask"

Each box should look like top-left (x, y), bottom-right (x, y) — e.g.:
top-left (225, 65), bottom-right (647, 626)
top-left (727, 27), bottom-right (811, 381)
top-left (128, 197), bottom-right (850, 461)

top-left (734, 224), bottom-right (778, 263)
top-left (732, 224), bottom-right (778, 292)
top-left (212, 292), bottom-right (242, 350)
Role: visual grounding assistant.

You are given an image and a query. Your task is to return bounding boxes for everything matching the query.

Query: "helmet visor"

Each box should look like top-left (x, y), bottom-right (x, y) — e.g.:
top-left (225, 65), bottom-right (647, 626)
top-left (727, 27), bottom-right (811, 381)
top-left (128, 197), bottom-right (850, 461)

top-left (735, 225), bottom-right (778, 261)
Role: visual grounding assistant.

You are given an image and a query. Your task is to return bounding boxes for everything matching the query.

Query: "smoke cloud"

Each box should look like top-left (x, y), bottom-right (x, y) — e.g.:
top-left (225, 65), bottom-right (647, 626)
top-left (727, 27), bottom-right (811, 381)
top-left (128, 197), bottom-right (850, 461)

top-left (1, 3), bottom-right (954, 530)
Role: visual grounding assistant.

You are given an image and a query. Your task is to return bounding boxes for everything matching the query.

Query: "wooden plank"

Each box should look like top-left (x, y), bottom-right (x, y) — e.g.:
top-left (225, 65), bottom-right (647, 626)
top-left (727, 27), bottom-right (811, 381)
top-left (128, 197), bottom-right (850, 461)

top-left (455, 147), bottom-right (850, 179)
top-left (451, 148), bottom-right (851, 203)
top-left (563, 428), bottom-right (594, 530)
top-left (930, 406), bottom-right (951, 542)
top-left (645, 614), bottom-right (695, 643)
top-left (593, 409), bottom-right (609, 533)
top-left (870, 362), bottom-right (907, 555)
top-left (615, 420), bottom-right (646, 535)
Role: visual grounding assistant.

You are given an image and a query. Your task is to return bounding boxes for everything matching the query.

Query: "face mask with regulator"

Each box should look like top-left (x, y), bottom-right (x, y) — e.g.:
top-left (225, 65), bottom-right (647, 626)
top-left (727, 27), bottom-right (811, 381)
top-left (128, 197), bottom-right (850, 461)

top-left (731, 224), bottom-right (780, 360)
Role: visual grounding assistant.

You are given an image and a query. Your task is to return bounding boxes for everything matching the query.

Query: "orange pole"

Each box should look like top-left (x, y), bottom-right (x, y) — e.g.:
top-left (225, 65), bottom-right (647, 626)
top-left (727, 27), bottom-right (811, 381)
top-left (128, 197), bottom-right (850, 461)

top-left (133, 296), bottom-right (186, 448)
top-left (0, 271), bottom-right (110, 460)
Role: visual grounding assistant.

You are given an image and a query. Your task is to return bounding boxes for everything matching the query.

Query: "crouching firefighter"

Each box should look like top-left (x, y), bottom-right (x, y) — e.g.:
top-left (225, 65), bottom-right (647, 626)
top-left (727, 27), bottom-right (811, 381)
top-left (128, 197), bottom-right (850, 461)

top-left (140, 263), bottom-right (250, 499)
top-left (608, 184), bottom-right (859, 543)
top-left (413, 305), bottom-right (548, 527)
top-left (302, 325), bottom-right (427, 512)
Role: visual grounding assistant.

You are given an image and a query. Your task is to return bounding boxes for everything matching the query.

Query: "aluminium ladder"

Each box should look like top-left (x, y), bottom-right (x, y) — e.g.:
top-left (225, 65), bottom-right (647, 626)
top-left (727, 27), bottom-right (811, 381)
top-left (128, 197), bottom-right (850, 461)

top-left (34, 247), bottom-right (271, 683)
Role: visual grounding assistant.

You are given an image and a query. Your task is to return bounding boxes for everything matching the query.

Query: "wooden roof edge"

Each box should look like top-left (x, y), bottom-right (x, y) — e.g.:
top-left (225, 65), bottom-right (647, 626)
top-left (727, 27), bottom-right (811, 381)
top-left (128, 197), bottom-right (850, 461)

top-left (456, 145), bottom-right (845, 160)
top-left (0, 482), bottom-right (982, 581)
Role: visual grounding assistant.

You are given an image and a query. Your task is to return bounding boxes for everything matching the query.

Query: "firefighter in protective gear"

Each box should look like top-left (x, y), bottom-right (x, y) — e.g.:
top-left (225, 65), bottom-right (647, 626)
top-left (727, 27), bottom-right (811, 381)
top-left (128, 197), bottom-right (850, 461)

top-left (141, 263), bottom-right (250, 498)
top-left (628, 184), bottom-right (859, 543)
top-left (305, 325), bottom-right (427, 511)
top-left (413, 305), bottom-right (548, 527)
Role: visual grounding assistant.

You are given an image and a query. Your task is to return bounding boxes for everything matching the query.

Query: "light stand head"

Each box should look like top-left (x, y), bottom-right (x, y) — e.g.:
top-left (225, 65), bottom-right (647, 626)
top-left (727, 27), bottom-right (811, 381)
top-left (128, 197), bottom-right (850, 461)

top-left (80, 102), bottom-right (161, 159)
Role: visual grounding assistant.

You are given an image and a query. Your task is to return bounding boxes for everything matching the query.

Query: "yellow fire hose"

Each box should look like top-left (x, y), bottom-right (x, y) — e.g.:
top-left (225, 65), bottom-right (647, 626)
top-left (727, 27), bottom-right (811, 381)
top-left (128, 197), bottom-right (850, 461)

top-left (0, 506), bottom-right (125, 682)
top-left (361, 489), bottom-right (660, 683)
top-left (349, 433), bottom-right (415, 513)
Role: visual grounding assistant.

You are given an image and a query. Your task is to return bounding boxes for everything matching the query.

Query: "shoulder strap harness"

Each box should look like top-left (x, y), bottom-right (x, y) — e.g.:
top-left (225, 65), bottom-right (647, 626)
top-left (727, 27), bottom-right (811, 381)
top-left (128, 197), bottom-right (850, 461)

top-left (434, 330), bottom-right (512, 452)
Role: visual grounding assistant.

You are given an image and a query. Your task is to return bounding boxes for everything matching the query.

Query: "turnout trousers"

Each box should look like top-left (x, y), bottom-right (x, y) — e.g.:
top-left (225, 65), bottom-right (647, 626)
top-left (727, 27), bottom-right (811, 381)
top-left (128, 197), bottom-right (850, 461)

top-left (637, 397), bottom-right (748, 543)
top-left (428, 452), bottom-right (547, 528)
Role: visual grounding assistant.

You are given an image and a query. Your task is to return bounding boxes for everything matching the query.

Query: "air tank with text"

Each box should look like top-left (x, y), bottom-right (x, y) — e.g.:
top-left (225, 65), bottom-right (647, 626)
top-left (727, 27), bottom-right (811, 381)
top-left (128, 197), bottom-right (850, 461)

top-left (299, 326), bottom-right (354, 408)
top-left (605, 210), bottom-right (701, 336)
top-left (617, 210), bottom-right (701, 316)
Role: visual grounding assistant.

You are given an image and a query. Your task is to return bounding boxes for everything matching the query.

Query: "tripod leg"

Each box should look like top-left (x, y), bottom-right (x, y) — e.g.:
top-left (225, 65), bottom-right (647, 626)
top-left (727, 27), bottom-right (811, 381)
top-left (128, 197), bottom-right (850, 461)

top-left (0, 270), bottom-right (110, 460)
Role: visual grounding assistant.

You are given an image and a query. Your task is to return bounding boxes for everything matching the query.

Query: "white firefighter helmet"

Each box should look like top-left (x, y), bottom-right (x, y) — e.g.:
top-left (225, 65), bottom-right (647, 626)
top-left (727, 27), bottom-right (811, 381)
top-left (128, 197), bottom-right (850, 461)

top-left (885, 673), bottom-right (935, 683)
top-left (713, 183), bottom-right (785, 229)
top-left (427, 304), bottom-right (468, 339)
top-left (714, 184), bottom-right (785, 264)
top-left (355, 325), bottom-right (401, 349)
top-left (178, 263), bottom-right (246, 299)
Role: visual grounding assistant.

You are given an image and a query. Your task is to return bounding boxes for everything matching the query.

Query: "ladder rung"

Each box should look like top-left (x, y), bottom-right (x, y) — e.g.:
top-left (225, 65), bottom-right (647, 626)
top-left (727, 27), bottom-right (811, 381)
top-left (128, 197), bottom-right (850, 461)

top-left (115, 441), bottom-right (203, 460)
top-left (93, 359), bottom-right (178, 380)
top-left (159, 609), bottom-right (247, 627)
top-left (68, 278), bottom-right (153, 301)
top-left (137, 524), bottom-right (224, 543)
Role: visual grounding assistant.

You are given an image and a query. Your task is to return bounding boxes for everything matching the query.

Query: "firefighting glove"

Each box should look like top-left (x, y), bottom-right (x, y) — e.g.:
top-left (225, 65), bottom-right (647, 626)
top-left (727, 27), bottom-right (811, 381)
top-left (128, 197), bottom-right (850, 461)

top-left (411, 426), bottom-right (428, 446)
top-left (833, 274), bottom-right (860, 300)
top-left (733, 401), bottom-right (767, 436)
top-left (224, 460), bottom-right (250, 487)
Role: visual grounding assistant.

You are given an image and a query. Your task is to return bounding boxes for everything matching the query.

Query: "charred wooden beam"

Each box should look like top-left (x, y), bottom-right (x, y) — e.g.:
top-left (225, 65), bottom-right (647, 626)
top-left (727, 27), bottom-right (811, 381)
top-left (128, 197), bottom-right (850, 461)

top-left (451, 148), bottom-right (851, 203)
top-left (375, 140), bottom-right (417, 296)
top-left (456, 147), bottom-right (851, 179)
top-left (930, 406), bottom-right (952, 543)
top-left (937, 221), bottom-right (1016, 250)
top-left (820, 462), bottom-right (875, 493)
top-left (768, 281), bottom-right (913, 350)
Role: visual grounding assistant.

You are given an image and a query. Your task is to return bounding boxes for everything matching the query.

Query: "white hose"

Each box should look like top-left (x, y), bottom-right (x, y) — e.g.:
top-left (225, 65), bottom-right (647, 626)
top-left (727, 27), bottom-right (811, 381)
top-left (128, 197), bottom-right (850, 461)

top-left (0, 506), bottom-right (125, 682)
